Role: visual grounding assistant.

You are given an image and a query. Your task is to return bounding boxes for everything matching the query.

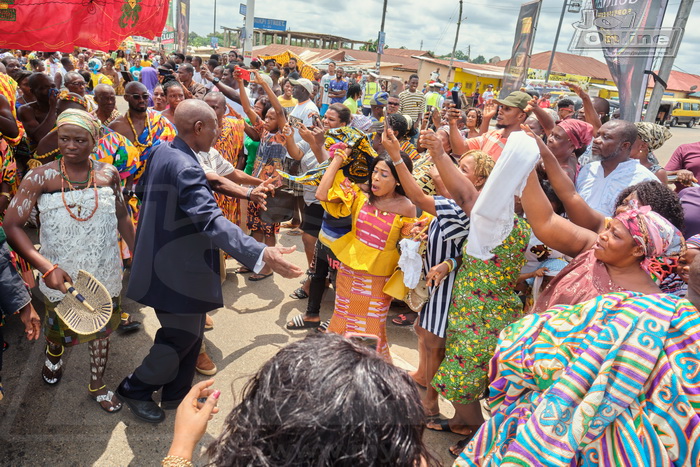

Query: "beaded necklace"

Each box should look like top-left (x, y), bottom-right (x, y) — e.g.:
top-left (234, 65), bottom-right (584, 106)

top-left (126, 111), bottom-right (152, 150)
top-left (60, 158), bottom-right (99, 222)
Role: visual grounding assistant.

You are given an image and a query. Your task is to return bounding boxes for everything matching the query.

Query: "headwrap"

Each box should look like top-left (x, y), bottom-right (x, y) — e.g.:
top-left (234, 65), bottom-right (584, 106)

top-left (277, 126), bottom-right (377, 185)
top-left (557, 119), bottom-right (593, 150)
top-left (686, 234), bottom-right (700, 250)
top-left (56, 108), bottom-right (102, 143)
top-left (58, 90), bottom-right (88, 110)
top-left (634, 122), bottom-right (672, 151)
top-left (370, 91), bottom-right (389, 106)
top-left (88, 58), bottom-right (102, 74)
top-left (614, 199), bottom-right (685, 259)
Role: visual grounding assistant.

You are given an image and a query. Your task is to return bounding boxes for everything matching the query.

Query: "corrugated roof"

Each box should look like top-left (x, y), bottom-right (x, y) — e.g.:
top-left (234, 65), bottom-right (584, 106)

top-left (413, 56), bottom-right (505, 75)
top-left (251, 44), bottom-right (422, 71)
top-left (646, 70), bottom-right (700, 92)
top-left (496, 51), bottom-right (613, 81)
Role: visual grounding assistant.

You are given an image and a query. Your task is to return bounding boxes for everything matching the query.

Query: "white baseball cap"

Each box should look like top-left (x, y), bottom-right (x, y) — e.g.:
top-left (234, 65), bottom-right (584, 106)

top-left (290, 78), bottom-right (314, 94)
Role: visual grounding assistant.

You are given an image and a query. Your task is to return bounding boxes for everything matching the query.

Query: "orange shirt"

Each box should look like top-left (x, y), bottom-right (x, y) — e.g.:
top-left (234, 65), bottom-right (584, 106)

top-left (466, 129), bottom-right (507, 160)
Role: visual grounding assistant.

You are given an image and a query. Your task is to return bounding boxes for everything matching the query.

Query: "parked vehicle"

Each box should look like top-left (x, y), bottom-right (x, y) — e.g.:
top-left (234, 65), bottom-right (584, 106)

top-left (649, 98), bottom-right (700, 128)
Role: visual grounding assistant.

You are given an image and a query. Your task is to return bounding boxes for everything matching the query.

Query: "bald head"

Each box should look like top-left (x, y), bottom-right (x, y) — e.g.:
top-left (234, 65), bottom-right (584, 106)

top-left (94, 84), bottom-right (115, 98)
top-left (174, 99), bottom-right (218, 152)
top-left (125, 81), bottom-right (147, 94)
top-left (204, 92), bottom-right (227, 122)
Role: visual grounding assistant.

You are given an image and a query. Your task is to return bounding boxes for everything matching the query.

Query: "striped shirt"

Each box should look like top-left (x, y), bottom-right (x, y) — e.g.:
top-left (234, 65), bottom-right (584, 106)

top-left (420, 197), bottom-right (469, 338)
top-left (466, 129), bottom-right (507, 161)
top-left (398, 89), bottom-right (426, 122)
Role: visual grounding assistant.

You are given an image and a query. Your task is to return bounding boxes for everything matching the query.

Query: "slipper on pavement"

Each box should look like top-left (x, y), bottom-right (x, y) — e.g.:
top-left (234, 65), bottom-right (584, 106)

top-left (249, 272), bottom-right (273, 282)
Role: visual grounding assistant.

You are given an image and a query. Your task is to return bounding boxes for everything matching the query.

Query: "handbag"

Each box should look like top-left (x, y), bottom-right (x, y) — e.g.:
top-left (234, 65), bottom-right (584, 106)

top-left (260, 185), bottom-right (295, 224)
top-left (405, 278), bottom-right (429, 312)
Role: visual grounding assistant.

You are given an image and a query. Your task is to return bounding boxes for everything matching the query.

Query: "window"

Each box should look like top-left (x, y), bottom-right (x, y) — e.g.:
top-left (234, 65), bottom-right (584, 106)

top-left (692, 103), bottom-right (700, 112)
top-left (683, 102), bottom-right (691, 111)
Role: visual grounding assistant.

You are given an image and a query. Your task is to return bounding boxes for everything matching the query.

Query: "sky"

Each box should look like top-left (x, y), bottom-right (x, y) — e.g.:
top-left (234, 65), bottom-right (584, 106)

top-left (186, 0), bottom-right (700, 74)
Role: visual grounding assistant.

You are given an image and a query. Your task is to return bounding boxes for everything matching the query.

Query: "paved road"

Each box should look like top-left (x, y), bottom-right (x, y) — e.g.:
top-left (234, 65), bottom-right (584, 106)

top-left (1, 118), bottom-right (697, 466)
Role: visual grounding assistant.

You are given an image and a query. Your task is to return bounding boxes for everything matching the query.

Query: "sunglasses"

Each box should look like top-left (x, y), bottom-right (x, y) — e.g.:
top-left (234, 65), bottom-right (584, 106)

top-left (387, 101), bottom-right (400, 106)
top-left (128, 93), bottom-right (150, 101)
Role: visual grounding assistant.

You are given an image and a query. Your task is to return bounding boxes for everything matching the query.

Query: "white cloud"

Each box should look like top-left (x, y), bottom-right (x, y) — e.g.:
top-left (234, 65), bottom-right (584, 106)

top-left (187, 0), bottom-right (700, 71)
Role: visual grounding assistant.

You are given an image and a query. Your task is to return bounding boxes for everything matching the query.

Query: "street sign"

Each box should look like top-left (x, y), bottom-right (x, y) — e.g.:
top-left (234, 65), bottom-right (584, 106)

top-left (239, 3), bottom-right (287, 31)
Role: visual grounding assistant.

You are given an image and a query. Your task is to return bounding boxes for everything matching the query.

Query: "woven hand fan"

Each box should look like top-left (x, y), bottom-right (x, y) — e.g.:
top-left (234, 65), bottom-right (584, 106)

top-left (55, 270), bottom-right (113, 335)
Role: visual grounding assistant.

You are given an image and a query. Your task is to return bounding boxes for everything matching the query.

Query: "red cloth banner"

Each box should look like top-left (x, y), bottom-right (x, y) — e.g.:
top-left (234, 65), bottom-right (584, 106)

top-left (0, 0), bottom-right (170, 52)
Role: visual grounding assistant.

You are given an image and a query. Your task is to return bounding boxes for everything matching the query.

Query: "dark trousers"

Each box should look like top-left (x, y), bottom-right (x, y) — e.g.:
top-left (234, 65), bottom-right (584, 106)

top-left (306, 241), bottom-right (339, 317)
top-left (119, 309), bottom-right (205, 402)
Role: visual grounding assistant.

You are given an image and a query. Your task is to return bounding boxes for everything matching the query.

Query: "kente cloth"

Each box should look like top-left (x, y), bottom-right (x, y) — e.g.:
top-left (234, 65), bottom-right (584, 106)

top-left (277, 126), bottom-right (377, 186)
top-left (44, 295), bottom-right (121, 348)
top-left (0, 74), bottom-right (25, 147)
top-left (327, 263), bottom-right (393, 362)
top-left (457, 291), bottom-right (700, 467)
top-left (94, 109), bottom-right (175, 181)
top-left (213, 117), bottom-right (245, 225)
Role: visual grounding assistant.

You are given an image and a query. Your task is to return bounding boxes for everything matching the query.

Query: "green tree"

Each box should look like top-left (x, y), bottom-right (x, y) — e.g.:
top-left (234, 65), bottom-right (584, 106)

top-left (470, 55), bottom-right (487, 64)
top-left (359, 38), bottom-right (389, 52)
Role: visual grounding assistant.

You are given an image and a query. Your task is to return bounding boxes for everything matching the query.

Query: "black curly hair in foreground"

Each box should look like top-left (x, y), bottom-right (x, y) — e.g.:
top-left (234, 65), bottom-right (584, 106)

top-left (615, 180), bottom-right (684, 232)
top-left (206, 333), bottom-right (437, 467)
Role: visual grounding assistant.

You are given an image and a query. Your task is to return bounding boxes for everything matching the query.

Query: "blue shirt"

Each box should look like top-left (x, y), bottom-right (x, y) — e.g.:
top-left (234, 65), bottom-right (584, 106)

top-left (329, 78), bottom-right (348, 104)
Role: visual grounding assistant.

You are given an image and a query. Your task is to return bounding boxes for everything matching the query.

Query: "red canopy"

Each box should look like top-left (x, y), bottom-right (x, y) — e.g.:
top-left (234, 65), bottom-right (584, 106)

top-left (0, 0), bottom-right (170, 52)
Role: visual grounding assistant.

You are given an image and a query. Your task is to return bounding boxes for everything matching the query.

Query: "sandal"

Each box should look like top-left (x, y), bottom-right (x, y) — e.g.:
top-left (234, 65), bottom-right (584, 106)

top-left (42, 344), bottom-right (64, 385)
top-left (236, 266), bottom-right (253, 274)
top-left (289, 287), bottom-right (309, 299)
top-left (392, 312), bottom-right (418, 326)
top-left (281, 222), bottom-right (300, 229)
top-left (249, 272), bottom-right (273, 282)
top-left (449, 432), bottom-right (476, 457)
top-left (89, 384), bottom-right (122, 413)
top-left (286, 314), bottom-right (320, 330)
top-left (286, 228), bottom-right (303, 236)
top-left (315, 319), bottom-right (331, 333)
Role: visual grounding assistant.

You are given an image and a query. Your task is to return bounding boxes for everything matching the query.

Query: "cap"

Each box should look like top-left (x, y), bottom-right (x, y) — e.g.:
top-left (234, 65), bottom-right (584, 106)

top-left (290, 78), bottom-right (314, 95)
top-left (370, 91), bottom-right (389, 106)
top-left (494, 91), bottom-right (531, 111)
top-left (487, 84), bottom-right (493, 88)
top-left (369, 72), bottom-right (378, 78)
top-left (430, 82), bottom-right (442, 88)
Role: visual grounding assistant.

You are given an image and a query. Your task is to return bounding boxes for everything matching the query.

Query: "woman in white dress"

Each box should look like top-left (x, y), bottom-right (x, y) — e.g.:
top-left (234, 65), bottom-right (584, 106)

top-left (4, 109), bottom-right (135, 413)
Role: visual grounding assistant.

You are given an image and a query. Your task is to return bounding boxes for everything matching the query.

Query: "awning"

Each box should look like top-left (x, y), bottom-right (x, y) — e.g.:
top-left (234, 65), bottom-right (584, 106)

top-left (589, 83), bottom-right (618, 92)
top-left (458, 67), bottom-right (504, 79)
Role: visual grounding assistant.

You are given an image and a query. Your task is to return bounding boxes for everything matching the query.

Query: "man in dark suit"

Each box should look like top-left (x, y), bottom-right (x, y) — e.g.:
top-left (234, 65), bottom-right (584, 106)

top-left (117, 100), bottom-right (302, 423)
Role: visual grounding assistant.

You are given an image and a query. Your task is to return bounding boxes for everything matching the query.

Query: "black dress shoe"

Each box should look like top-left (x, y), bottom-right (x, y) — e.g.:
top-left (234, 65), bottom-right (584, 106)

top-left (117, 387), bottom-right (165, 423)
top-left (160, 399), bottom-right (184, 410)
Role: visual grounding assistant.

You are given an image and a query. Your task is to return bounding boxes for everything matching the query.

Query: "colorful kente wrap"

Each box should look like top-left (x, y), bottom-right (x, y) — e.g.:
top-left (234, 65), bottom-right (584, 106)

top-left (277, 126), bottom-right (377, 185)
top-left (94, 109), bottom-right (175, 181)
top-left (457, 291), bottom-right (700, 467)
top-left (57, 90), bottom-right (88, 110)
top-left (213, 116), bottom-right (245, 225)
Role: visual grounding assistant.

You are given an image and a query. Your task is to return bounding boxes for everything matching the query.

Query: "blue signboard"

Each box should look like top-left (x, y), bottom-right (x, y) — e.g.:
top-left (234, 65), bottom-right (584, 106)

top-left (239, 3), bottom-right (287, 31)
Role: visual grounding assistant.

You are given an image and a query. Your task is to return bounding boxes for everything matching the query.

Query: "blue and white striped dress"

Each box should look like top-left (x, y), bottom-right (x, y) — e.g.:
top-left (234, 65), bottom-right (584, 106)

top-left (419, 197), bottom-right (470, 338)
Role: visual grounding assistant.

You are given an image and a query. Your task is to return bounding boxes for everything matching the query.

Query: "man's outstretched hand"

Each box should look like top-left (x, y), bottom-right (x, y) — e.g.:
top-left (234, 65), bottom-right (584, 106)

top-left (262, 246), bottom-right (304, 278)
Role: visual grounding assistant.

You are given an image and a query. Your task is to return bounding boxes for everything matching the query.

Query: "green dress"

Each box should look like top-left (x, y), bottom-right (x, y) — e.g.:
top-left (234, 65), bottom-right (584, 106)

top-left (432, 216), bottom-right (529, 403)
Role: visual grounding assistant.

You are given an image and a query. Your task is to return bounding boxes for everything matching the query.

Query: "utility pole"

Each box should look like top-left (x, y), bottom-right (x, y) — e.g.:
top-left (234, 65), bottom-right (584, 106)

top-left (545, 0), bottom-right (567, 84)
top-left (213, 0), bottom-right (217, 36)
top-left (242, 0), bottom-right (255, 65)
top-left (420, 40), bottom-right (423, 51)
top-left (375, 0), bottom-right (388, 74)
top-left (644, 0), bottom-right (694, 122)
top-left (446, 0), bottom-right (464, 84)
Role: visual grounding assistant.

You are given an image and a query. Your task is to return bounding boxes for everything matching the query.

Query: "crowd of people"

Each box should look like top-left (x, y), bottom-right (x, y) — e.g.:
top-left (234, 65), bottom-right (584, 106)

top-left (2, 46), bottom-right (700, 466)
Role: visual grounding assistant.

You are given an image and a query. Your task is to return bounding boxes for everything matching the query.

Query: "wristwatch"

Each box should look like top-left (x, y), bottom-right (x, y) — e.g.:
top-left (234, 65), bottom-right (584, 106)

top-left (212, 77), bottom-right (221, 85)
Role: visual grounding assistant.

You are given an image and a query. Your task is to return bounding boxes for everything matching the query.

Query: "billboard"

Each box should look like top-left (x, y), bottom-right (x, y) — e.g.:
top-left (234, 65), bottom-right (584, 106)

top-left (500, 0), bottom-right (542, 98)
top-left (176, 0), bottom-right (190, 53)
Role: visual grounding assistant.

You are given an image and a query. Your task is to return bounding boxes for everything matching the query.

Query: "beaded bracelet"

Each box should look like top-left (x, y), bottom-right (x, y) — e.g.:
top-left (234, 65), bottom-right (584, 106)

top-left (161, 455), bottom-right (194, 467)
top-left (42, 264), bottom-right (59, 279)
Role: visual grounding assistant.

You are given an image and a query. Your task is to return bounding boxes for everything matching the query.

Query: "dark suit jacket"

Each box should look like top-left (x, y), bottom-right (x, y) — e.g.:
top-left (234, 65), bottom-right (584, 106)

top-left (127, 137), bottom-right (265, 314)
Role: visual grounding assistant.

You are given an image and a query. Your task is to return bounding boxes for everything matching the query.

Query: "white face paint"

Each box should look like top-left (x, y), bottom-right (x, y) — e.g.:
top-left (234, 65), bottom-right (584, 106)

top-left (16, 198), bottom-right (32, 218)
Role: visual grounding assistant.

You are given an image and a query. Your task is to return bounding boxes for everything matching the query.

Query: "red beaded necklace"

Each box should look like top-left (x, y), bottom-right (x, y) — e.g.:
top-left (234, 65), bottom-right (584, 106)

top-left (60, 158), bottom-right (99, 222)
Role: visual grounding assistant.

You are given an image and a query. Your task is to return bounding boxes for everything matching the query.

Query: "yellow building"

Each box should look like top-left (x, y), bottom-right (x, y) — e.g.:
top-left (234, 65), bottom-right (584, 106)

top-left (414, 56), bottom-right (503, 96)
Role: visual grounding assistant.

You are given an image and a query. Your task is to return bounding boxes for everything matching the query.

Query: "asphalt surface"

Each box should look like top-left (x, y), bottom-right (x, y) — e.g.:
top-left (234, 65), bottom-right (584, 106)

top-left (0, 116), bottom-right (697, 466)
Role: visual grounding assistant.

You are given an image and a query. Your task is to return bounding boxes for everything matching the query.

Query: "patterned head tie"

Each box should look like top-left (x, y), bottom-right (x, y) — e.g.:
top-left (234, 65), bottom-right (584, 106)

top-left (56, 108), bottom-right (102, 144)
top-left (686, 234), bottom-right (700, 251)
top-left (58, 90), bottom-right (88, 110)
top-left (634, 122), bottom-right (672, 151)
top-left (614, 199), bottom-right (685, 259)
top-left (277, 126), bottom-right (377, 186)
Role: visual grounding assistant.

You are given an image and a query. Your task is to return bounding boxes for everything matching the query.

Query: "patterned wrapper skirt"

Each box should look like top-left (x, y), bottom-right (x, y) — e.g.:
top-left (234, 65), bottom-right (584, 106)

top-left (44, 296), bottom-right (121, 347)
top-left (327, 264), bottom-right (392, 361)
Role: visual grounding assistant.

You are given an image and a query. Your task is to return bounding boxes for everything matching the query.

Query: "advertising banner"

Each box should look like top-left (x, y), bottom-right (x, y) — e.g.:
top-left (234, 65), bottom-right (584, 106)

top-left (500, 0), bottom-right (542, 98)
top-left (176, 0), bottom-right (190, 53)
